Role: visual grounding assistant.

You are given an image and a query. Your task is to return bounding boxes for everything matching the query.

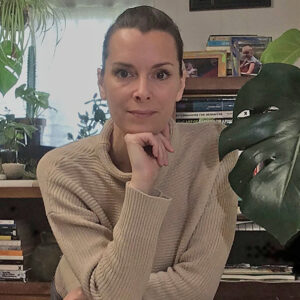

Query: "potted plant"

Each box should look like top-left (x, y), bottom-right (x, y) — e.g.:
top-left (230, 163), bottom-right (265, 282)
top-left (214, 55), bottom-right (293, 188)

top-left (14, 83), bottom-right (57, 145)
top-left (219, 28), bottom-right (300, 276)
top-left (0, 0), bottom-right (64, 96)
top-left (0, 113), bottom-right (36, 178)
top-left (67, 93), bottom-right (109, 141)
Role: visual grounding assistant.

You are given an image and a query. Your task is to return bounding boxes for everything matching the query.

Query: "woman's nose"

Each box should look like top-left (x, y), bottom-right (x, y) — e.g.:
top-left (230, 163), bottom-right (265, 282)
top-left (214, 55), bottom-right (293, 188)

top-left (133, 76), bottom-right (151, 102)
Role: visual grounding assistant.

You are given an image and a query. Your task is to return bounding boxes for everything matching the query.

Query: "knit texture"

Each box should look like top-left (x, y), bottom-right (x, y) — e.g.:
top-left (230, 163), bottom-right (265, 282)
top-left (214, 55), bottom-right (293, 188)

top-left (37, 118), bottom-right (238, 300)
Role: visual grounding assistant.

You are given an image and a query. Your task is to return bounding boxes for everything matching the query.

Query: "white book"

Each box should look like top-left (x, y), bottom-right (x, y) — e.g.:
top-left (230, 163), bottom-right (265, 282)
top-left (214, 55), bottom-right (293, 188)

top-left (0, 240), bottom-right (21, 247)
top-left (0, 264), bottom-right (23, 271)
top-left (176, 111), bottom-right (233, 119)
top-left (0, 255), bottom-right (23, 260)
top-left (0, 180), bottom-right (39, 187)
top-left (0, 220), bottom-right (15, 225)
top-left (221, 274), bottom-right (295, 281)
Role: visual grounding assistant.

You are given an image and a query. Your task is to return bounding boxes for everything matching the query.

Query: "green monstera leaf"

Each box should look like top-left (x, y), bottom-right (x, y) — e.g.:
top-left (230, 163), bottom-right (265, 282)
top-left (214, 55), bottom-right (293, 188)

top-left (261, 29), bottom-right (300, 64)
top-left (0, 41), bottom-right (23, 97)
top-left (219, 63), bottom-right (300, 245)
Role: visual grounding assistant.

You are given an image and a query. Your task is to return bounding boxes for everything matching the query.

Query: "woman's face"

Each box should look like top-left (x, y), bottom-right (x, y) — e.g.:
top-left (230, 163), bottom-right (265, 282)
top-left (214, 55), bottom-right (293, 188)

top-left (98, 28), bottom-right (185, 135)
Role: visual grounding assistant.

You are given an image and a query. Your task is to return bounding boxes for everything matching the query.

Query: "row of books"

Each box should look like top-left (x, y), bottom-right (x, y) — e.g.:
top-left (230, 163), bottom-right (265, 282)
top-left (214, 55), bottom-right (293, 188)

top-left (0, 219), bottom-right (34, 282)
top-left (223, 264), bottom-right (295, 281)
top-left (205, 34), bottom-right (272, 77)
top-left (176, 95), bottom-right (235, 125)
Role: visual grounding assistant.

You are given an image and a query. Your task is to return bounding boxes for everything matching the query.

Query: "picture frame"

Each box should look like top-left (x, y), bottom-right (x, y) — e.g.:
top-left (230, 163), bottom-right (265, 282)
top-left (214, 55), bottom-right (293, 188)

top-left (183, 51), bottom-right (227, 78)
top-left (231, 36), bottom-right (272, 75)
top-left (190, 0), bottom-right (271, 11)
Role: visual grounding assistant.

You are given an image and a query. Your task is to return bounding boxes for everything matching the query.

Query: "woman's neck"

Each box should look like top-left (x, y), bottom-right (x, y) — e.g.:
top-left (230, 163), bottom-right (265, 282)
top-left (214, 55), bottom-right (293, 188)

top-left (109, 124), bottom-right (132, 173)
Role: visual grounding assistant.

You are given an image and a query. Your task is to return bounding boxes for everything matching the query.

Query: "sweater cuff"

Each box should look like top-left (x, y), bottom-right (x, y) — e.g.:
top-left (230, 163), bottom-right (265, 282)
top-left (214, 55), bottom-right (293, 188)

top-left (114, 182), bottom-right (171, 244)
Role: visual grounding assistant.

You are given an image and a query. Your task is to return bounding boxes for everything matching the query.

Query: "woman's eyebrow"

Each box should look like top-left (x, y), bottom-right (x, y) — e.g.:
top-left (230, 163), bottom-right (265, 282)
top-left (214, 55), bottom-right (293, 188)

top-left (112, 62), bottom-right (133, 68)
top-left (152, 62), bottom-right (174, 69)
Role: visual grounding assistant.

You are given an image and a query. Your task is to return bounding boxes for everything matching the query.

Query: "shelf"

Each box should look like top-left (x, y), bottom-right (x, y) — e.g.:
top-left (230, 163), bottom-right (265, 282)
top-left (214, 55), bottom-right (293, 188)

top-left (0, 180), bottom-right (41, 198)
top-left (0, 281), bottom-right (50, 300)
top-left (0, 280), bottom-right (299, 300)
top-left (184, 76), bottom-right (251, 95)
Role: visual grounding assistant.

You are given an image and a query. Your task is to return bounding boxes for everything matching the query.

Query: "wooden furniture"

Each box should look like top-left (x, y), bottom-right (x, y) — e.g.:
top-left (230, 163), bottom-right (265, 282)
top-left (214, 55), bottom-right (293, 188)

top-left (1, 279), bottom-right (300, 300)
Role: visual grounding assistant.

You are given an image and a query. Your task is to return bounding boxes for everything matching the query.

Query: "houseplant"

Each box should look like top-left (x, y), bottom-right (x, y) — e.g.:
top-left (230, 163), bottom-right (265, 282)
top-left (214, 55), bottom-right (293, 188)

top-left (67, 93), bottom-right (108, 141)
top-left (0, 0), bottom-right (64, 96)
top-left (219, 28), bottom-right (300, 245)
top-left (0, 112), bottom-right (36, 178)
top-left (14, 83), bottom-right (57, 145)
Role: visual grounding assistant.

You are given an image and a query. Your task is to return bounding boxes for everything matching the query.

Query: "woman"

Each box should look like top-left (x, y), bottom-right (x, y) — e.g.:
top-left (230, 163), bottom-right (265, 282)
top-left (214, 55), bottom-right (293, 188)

top-left (37, 6), bottom-right (237, 300)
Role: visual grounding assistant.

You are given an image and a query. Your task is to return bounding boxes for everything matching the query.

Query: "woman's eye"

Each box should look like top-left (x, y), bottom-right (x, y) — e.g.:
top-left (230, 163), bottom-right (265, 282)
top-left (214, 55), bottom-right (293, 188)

top-left (155, 70), bottom-right (170, 80)
top-left (115, 69), bottom-right (131, 79)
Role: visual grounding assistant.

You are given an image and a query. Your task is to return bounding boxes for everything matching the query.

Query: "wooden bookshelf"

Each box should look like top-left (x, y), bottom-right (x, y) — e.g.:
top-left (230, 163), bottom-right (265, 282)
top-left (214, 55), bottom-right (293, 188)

top-left (0, 282), bottom-right (50, 300)
top-left (0, 280), bottom-right (299, 300)
top-left (0, 180), bottom-right (42, 198)
top-left (184, 76), bottom-right (251, 95)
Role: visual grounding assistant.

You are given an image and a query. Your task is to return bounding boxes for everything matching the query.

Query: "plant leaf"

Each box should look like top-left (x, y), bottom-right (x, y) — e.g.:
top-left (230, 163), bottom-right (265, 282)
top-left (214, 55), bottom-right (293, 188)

top-left (219, 63), bottom-right (300, 245)
top-left (0, 41), bottom-right (23, 96)
top-left (261, 29), bottom-right (300, 64)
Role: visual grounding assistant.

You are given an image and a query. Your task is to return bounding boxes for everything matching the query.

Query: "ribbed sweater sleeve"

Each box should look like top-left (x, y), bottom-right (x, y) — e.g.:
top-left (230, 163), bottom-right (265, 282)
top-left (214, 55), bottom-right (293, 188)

top-left (143, 150), bottom-right (238, 300)
top-left (38, 156), bottom-right (171, 300)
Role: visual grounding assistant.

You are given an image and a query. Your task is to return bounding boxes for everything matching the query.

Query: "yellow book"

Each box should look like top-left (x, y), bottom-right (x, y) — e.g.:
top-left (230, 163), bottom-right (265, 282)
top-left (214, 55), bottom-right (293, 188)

top-left (0, 236), bottom-right (12, 240)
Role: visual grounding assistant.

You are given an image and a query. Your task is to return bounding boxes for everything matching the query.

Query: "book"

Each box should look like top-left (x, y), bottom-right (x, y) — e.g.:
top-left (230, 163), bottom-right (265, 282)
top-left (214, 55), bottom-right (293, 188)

top-left (0, 240), bottom-right (21, 247)
top-left (0, 250), bottom-right (23, 256)
top-left (176, 98), bottom-right (235, 112)
top-left (221, 274), bottom-right (295, 281)
top-left (225, 264), bottom-right (293, 275)
top-left (0, 269), bottom-right (28, 282)
top-left (0, 235), bottom-right (18, 240)
top-left (0, 259), bottom-right (24, 265)
top-left (0, 264), bottom-right (24, 271)
top-left (176, 111), bottom-right (233, 119)
top-left (0, 255), bottom-right (23, 260)
top-left (0, 229), bottom-right (17, 236)
top-left (0, 245), bottom-right (21, 251)
top-left (0, 220), bottom-right (16, 225)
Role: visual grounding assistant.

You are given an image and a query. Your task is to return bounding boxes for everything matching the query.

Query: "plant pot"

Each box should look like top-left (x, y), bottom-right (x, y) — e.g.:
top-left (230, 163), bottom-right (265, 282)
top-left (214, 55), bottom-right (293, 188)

top-left (0, 149), bottom-right (17, 163)
top-left (15, 118), bottom-right (46, 146)
top-left (1, 163), bottom-right (25, 179)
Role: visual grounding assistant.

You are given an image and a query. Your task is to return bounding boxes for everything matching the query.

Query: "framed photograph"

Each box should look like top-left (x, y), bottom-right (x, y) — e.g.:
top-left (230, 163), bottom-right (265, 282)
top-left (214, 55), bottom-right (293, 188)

top-left (190, 0), bottom-right (271, 11)
top-left (231, 36), bottom-right (272, 75)
top-left (183, 51), bottom-right (227, 78)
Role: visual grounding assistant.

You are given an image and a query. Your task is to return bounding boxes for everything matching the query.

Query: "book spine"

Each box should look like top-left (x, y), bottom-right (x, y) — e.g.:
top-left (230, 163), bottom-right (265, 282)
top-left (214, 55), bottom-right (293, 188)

top-left (0, 259), bottom-right (24, 265)
top-left (0, 224), bottom-right (17, 230)
top-left (0, 255), bottom-right (23, 260)
top-left (0, 220), bottom-right (15, 225)
top-left (0, 264), bottom-right (23, 271)
top-left (176, 111), bottom-right (233, 119)
top-left (0, 250), bottom-right (23, 256)
top-left (176, 100), bottom-right (235, 112)
top-left (0, 240), bottom-right (21, 246)
top-left (207, 40), bottom-right (231, 46)
top-left (0, 229), bottom-right (17, 236)
top-left (0, 246), bottom-right (21, 251)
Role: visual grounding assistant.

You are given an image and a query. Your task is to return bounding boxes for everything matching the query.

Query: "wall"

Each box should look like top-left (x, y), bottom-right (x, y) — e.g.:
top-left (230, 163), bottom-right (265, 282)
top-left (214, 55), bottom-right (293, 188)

top-left (153, 0), bottom-right (300, 51)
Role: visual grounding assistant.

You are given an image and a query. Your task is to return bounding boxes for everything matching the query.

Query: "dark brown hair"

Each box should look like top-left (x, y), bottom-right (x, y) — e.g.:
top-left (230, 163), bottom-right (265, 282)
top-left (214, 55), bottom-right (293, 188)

top-left (101, 5), bottom-right (183, 76)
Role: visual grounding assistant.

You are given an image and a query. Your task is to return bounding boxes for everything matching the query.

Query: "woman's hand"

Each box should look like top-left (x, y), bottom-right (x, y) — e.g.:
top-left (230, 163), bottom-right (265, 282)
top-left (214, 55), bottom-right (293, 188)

top-left (125, 124), bottom-right (174, 194)
top-left (63, 287), bottom-right (87, 300)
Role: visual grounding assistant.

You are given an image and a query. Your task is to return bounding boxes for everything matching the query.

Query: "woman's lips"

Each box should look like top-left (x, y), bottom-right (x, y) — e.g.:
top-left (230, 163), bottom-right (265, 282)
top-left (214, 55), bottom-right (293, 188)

top-left (128, 110), bottom-right (157, 117)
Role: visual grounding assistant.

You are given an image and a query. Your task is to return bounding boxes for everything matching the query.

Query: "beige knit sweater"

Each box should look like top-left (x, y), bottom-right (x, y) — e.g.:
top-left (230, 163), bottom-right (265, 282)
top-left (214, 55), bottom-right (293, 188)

top-left (37, 118), bottom-right (238, 300)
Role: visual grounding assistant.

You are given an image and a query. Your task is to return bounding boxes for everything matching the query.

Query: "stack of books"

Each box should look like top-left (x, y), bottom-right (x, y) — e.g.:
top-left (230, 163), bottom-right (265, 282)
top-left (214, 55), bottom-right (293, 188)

top-left (0, 219), bottom-right (34, 282)
top-left (176, 95), bottom-right (235, 125)
top-left (223, 264), bottom-right (295, 281)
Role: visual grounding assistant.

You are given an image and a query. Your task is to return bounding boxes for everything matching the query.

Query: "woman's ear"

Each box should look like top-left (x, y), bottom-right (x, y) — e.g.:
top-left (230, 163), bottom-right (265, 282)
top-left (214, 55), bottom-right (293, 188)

top-left (97, 68), bottom-right (106, 100)
top-left (175, 67), bottom-right (187, 102)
